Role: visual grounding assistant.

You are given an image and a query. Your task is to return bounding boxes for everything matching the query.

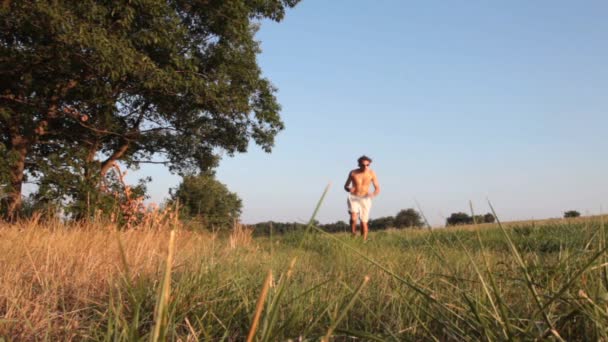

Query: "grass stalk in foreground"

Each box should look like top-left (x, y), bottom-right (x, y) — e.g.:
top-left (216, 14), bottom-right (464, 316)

top-left (150, 229), bottom-right (176, 342)
top-left (247, 269), bottom-right (273, 342)
top-left (259, 257), bottom-right (298, 341)
top-left (298, 183), bottom-right (331, 249)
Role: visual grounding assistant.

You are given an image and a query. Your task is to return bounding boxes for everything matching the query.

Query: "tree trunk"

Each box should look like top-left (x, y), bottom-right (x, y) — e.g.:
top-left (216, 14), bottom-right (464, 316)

top-left (4, 135), bottom-right (28, 221)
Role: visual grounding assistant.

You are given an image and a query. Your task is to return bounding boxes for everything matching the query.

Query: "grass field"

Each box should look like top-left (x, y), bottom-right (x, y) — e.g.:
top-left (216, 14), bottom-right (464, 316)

top-left (1, 212), bottom-right (608, 341)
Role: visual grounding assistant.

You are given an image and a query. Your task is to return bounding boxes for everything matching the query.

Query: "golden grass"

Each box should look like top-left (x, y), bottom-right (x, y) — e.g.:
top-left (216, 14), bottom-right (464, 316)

top-left (0, 219), bottom-right (223, 339)
top-left (229, 222), bottom-right (254, 250)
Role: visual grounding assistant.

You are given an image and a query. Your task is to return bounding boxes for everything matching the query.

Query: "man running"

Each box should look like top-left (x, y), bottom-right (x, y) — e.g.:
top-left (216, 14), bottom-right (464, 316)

top-left (343, 155), bottom-right (380, 241)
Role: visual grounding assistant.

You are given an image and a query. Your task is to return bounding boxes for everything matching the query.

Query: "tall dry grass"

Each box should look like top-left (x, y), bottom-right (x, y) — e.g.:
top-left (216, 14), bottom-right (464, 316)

top-left (0, 218), bottom-right (221, 340)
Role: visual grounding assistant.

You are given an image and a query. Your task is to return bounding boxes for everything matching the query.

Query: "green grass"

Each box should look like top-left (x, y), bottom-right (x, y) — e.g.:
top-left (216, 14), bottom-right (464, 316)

top-left (2, 212), bottom-right (608, 340)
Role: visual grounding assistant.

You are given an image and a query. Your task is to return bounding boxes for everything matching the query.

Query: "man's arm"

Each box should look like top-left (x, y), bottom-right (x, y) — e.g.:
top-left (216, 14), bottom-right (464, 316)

top-left (344, 172), bottom-right (353, 192)
top-left (371, 171), bottom-right (380, 197)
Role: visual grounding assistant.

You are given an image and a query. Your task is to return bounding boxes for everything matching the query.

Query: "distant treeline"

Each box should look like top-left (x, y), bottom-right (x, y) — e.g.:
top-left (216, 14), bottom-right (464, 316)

top-left (251, 208), bottom-right (426, 235)
top-left (251, 210), bottom-right (501, 234)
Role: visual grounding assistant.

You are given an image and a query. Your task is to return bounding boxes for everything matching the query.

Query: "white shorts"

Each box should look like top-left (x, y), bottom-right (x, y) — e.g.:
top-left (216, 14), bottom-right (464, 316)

top-left (347, 194), bottom-right (372, 223)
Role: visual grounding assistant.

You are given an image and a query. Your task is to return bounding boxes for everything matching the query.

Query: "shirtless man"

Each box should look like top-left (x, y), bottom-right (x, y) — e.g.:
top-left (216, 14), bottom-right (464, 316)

top-left (343, 155), bottom-right (380, 241)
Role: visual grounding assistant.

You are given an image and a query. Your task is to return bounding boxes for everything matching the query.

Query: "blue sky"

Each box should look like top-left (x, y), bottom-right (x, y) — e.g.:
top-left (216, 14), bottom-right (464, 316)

top-left (132, 0), bottom-right (608, 226)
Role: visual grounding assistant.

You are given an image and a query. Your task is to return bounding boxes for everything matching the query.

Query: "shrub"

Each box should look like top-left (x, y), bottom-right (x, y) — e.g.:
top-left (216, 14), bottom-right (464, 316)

top-left (394, 208), bottom-right (424, 228)
top-left (169, 173), bottom-right (242, 230)
top-left (564, 210), bottom-right (581, 218)
top-left (446, 212), bottom-right (472, 226)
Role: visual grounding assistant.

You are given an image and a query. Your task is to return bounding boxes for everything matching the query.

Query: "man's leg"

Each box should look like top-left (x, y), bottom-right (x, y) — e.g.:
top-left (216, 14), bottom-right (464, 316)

top-left (361, 198), bottom-right (371, 241)
top-left (361, 221), bottom-right (369, 241)
top-left (350, 212), bottom-right (358, 236)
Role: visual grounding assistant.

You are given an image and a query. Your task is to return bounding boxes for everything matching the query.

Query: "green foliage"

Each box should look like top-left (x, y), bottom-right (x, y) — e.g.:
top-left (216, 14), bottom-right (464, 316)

top-left (564, 210), bottom-right (581, 218)
top-left (169, 173), bottom-right (242, 230)
top-left (25, 143), bottom-right (150, 221)
top-left (394, 208), bottom-right (424, 228)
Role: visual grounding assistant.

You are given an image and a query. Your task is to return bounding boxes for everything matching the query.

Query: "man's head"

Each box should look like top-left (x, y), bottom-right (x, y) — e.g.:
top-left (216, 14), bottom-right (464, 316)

top-left (357, 155), bottom-right (372, 169)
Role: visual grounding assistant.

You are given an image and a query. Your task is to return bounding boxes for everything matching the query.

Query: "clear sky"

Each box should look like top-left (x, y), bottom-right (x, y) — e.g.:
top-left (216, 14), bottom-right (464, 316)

top-left (130, 0), bottom-right (608, 227)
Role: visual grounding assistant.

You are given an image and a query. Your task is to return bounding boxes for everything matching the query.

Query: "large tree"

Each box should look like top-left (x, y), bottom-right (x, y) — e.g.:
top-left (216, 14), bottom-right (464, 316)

top-left (0, 0), bottom-right (298, 220)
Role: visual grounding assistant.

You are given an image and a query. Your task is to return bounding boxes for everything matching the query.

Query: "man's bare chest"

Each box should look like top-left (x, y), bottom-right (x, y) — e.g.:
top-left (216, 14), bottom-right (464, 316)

top-left (352, 172), bottom-right (371, 184)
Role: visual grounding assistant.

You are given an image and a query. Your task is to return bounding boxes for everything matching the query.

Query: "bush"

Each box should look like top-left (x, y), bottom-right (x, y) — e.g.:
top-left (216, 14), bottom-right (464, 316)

top-left (394, 209), bottom-right (424, 228)
top-left (446, 212), bottom-right (472, 226)
top-left (169, 173), bottom-right (242, 230)
top-left (564, 210), bottom-right (581, 218)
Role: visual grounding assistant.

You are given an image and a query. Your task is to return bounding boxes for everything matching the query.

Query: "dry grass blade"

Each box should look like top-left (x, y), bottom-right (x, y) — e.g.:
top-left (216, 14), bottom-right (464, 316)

top-left (151, 229), bottom-right (177, 342)
top-left (229, 222), bottom-right (254, 249)
top-left (247, 269), bottom-right (273, 342)
top-left (259, 257), bottom-right (298, 341)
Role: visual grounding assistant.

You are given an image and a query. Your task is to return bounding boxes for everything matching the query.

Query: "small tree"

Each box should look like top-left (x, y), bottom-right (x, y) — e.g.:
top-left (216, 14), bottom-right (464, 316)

top-left (483, 213), bottom-right (496, 223)
top-left (394, 209), bottom-right (424, 228)
top-left (564, 210), bottom-right (581, 218)
top-left (446, 212), bottom-right (473, 226)
top-left (169, 173), bottom-right (242, 230)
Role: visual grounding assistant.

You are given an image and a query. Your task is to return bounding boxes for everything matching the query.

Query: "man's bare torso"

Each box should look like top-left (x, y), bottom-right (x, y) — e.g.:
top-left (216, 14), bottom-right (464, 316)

top-left (348, 169), bottom-right (375, 197)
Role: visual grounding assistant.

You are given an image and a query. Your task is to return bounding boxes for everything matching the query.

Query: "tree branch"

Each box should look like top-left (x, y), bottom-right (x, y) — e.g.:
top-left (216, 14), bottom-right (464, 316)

top-left (131, 160), bottom-right (170, 164)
